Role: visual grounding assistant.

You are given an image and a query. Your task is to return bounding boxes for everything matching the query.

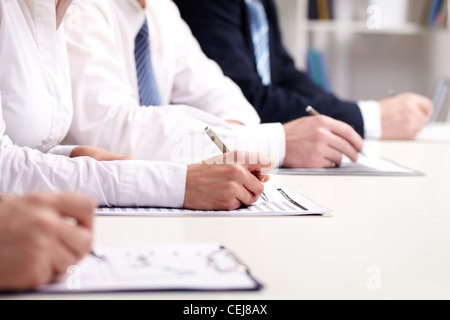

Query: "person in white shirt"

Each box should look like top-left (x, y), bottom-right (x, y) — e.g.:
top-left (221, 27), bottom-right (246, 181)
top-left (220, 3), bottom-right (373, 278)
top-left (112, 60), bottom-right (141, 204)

top-left (0, 0), bottom-right (275, 210)
top-left (64, 0), bottom-right (365, 169)
top-left (0, 192), bottom-right (96, 291)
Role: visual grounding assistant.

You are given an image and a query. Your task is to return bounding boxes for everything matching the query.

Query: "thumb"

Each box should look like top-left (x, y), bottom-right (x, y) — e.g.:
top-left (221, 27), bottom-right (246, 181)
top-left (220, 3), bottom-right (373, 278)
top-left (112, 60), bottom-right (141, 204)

top-left (251, 170), bottom-right (272, 182)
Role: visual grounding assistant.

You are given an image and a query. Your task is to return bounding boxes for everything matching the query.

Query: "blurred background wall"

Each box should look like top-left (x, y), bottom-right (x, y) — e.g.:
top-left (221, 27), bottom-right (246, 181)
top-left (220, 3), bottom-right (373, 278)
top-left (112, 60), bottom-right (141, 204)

top-left (275, 0), bottom-right (450, 121)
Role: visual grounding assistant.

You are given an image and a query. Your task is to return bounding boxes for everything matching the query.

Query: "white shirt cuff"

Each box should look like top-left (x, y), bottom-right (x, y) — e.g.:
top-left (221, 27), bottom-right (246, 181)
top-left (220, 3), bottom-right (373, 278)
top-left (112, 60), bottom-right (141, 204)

top-left (358, 100), bottom-right (382, 139)
top-left (47, 145), bottom-right (78, 157)
top-left (120, 161), bottom-right (187, 208)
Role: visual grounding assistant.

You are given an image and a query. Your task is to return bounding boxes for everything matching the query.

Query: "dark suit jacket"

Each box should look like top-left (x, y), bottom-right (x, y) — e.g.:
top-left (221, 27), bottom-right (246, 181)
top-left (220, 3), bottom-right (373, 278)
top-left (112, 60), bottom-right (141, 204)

top-left (174, 0), bottom-right (365, 137)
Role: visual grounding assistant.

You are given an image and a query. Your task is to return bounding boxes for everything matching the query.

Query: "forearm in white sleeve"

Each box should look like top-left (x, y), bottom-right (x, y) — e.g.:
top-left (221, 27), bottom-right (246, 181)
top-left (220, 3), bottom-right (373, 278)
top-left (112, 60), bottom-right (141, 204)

top-left (0, 135), bottom-right (187, 208)
top-left (47, 145), bottom-right (77, 157)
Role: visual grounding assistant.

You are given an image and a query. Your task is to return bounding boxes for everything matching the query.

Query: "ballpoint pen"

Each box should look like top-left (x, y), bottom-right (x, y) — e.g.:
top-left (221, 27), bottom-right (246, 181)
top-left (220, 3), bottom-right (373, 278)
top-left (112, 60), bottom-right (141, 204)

top-left (204, 127), bottom-right (269, 203)
top-left (305, 105), bottom-right (320, 116)
top-left (306, 105), bottom-right (367, 157)
top-left (90, 248), bottom-right (107, 261)
top-left (205, 126), bottom-right (231, 154)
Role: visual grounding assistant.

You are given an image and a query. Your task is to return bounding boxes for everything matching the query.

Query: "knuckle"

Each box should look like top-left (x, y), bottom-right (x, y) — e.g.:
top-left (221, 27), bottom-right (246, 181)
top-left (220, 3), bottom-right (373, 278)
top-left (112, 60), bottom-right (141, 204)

top-left (343, 125), bottom-right (355, 138)
top-left (33, 236), bottom-right (52, 253)
top-left (312, 143), bottom-right (324, 155)
top-left (315, 129), bottom-right (327, 141)
top-left (310, 116), bottom-right (328, 129)
top-left (227, 164), bottom-right (246, 180)
top-left (33, 214), bottom-right (59, 234)
top-left (315, 115), bottom-right (328, 124)
top-left (310, 129), bottom-right (324, 142)
top-left (25, 193), bottom-right (50, 207)
top-left (223, 181), bottom-right (240, 196)
top-left (405, 104), bottom-right (416, 113)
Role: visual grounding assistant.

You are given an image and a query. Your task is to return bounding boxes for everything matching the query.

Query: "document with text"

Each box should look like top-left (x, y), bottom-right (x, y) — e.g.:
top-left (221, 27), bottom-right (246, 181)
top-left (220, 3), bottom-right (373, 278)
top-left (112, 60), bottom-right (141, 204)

top-left (38, 243), bottom-right (262, 293)
top-left (276, 154), bottom-right (422, 176)
top-left (96, 186), bottom-right (330, 217)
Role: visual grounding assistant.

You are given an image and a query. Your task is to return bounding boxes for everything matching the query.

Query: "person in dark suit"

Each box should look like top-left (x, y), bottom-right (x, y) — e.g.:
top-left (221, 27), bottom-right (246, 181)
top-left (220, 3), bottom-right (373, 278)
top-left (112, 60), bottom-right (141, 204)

top-left (174, 0), bottom-right (433, 140)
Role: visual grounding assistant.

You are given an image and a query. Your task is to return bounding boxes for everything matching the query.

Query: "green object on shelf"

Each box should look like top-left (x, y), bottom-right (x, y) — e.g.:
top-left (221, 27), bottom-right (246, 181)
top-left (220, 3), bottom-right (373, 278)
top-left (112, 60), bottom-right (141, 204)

top-left (306, 48), bottom-right (330, 91)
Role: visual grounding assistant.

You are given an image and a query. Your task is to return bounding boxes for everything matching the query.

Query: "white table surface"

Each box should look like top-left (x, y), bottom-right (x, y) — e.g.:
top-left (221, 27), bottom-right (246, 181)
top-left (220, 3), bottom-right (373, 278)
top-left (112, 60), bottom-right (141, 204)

top-left (4, 139), bottom-right (450, 300)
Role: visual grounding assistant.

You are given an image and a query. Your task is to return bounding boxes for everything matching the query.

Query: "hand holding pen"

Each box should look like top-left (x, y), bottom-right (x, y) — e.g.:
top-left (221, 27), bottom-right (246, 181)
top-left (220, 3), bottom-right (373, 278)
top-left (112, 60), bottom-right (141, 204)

top-left (205, 127), bottom-right (272, 203)
top-left (0, 193), bottom-right (96, 291)
top-left (306, 105), bottom-right (367, 158)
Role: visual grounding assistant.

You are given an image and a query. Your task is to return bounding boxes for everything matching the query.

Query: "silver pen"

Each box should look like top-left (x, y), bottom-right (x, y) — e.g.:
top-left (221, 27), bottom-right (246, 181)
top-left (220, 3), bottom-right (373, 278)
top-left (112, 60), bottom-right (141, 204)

top-left (205, 126), bottom-right (231, 153)
top-left (90, 248), bottom-right (107, 261)
top-left (204, 127), bottom-right (269, 203)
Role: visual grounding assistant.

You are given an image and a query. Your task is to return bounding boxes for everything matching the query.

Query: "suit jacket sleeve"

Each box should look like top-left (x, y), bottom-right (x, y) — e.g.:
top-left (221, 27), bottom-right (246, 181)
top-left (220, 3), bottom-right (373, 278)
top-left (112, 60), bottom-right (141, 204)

top-left (174, 0), bottom-right (365, 137)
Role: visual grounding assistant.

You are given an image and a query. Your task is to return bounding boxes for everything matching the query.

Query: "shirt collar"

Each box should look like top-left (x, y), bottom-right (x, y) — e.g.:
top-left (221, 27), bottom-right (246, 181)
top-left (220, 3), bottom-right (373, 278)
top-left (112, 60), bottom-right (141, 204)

top-left (56, 0), bottom-right (73, 28)
top-left (129, 0), bottom-right (145, 11)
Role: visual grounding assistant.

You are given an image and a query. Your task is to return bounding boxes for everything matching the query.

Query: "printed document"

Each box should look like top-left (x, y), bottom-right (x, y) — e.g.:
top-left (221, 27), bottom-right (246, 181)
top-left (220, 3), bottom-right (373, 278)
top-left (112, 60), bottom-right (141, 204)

top-left (96, 186), bottom-right (329, 217)
top-left (276, 154), bottom-right (421, 176)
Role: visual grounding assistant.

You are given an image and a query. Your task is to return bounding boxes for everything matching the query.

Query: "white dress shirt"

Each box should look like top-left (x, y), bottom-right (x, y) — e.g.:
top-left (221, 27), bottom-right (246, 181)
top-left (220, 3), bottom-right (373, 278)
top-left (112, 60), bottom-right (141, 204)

top-left (0, 0), bottom-right (187, 208)
top-left (64, 0), bottom-right (286, 165)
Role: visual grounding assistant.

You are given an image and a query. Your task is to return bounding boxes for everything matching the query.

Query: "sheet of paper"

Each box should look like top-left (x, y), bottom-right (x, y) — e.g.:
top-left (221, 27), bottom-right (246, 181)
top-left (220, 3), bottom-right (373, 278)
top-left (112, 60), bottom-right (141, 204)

top-left (415, 124), bottom-right (450, 142)
top-left (96, 186), bottom-right (330, 217)
top-left (39, 243), bottom-right (261, 293)
top-left (275, 154), bottom-right (422, 176)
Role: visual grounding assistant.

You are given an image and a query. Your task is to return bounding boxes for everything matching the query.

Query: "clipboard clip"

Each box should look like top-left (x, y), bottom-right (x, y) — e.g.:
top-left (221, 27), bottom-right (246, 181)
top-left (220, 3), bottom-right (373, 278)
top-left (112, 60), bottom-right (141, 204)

top-left (207, 247), bottom-right (250, 274)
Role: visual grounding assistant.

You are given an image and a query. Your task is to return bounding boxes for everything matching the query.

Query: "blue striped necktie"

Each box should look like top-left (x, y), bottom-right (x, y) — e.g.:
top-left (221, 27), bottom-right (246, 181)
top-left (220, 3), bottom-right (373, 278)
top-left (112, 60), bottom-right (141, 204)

top-left (134, 18), bottom-right (162, 106)
top-left (246, 0), bottom-right (272, 86)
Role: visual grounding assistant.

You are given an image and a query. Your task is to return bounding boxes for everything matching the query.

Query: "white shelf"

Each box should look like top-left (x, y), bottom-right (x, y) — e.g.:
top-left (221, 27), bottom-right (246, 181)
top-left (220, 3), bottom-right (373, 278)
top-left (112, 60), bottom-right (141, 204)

top-left (306, 20), bottom-right (449, 36)
top-left (276, 0), bottom-right (450, 119)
